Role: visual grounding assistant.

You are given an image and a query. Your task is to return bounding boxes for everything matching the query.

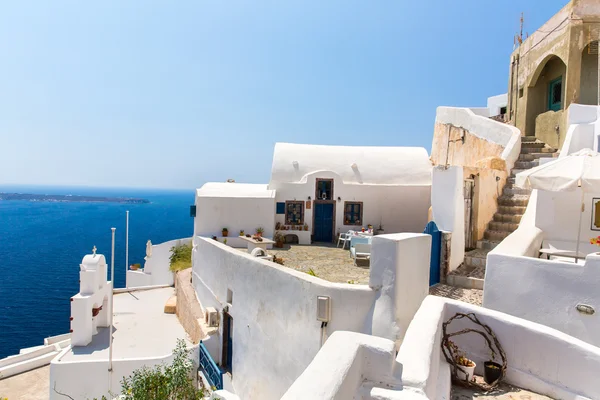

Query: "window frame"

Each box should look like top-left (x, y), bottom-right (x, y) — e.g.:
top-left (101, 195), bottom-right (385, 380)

top-left (548, 76), bottom-right (563, 112)
top-left (315, 178), bottom-right (334, 201)
top-left (343, 201), bottom-right (363, 226)
top-left (285, 200), bottom-right (305, 226)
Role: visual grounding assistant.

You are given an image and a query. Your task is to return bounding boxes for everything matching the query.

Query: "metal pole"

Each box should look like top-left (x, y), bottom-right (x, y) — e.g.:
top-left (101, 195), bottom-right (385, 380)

top-left (125, 211), bottom-right (129, 271)
top-left (109, 227), bottom-right (116, 373)
top-left (575, 188), bottom-right (584, 262)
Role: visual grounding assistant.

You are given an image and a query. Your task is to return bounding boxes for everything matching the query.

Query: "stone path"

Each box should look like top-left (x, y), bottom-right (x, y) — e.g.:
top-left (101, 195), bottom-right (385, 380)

top-left (269, 243), bottom-right (371, 284)
top-left (0, 365), bottom-right (49, 400)
top-left (429, 283), bottom-right (483, 306)
top-left (452, 377), bottom-right (554, 399)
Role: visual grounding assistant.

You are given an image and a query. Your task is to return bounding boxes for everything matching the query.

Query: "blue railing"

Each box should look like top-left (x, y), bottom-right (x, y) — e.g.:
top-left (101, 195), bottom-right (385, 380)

top-left (199, 341), bottom-right (223, 390)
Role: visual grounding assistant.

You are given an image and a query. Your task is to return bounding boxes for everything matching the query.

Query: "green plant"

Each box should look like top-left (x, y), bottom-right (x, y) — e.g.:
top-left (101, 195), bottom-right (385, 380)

top-left (92, 339), bottom-right (203, 400)
top-left (223, 239), bottom-right (227, 245)
top-left (307, 268), bottom-right (317, 277)
top-left (169, 243), bottom-right (192, 272)
top-left (256, 227), bottom-right (264, 234)
top-left (222, 227), bottom-right (228, 232)
top-left (239, 230), bottom-right (244, 236)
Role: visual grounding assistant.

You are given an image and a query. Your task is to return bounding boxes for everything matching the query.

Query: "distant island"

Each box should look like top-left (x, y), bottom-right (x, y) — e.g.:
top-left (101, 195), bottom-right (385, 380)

top-left (0, 192), bottom-right (150, 204)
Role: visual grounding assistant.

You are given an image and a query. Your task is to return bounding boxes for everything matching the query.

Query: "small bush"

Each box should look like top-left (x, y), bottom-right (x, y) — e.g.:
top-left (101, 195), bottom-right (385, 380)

top-left (169, 243), bottom-right (192, 272)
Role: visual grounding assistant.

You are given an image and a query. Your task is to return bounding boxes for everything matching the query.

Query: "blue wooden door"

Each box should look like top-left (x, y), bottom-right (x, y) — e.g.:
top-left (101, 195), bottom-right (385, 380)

top-left (314, 203), bottom-right (334, 242)
top-left (423, 221), bottom-right (441, 286)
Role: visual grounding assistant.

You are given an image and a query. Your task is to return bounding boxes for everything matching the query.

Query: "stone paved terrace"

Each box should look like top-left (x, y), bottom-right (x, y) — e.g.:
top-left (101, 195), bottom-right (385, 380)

top-left (268, 243), bottom-right (371, 284)
top-left (0, 365), bottom-right (49, 400)
top-left (452, 377), bottom-right (554, 399)
top-left (429, 283), bottom-right (483, 306)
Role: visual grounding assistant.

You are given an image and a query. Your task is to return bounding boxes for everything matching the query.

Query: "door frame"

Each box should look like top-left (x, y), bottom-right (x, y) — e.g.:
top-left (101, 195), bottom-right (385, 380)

top-left (548, 75), bottom-right (563, 112)
top-left (312, 200), bottom-right (336, 243)
top-left (221, 311), bottom-right (233, 373)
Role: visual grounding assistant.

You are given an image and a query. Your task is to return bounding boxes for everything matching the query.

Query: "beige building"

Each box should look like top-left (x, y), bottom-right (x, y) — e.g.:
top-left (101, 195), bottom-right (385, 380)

top-left (508, 0), bottom-right (600, 149)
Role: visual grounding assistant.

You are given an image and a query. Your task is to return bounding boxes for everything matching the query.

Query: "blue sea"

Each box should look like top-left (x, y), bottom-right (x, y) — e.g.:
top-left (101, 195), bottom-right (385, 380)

top-left (0, 185), bottom-right (194, 359)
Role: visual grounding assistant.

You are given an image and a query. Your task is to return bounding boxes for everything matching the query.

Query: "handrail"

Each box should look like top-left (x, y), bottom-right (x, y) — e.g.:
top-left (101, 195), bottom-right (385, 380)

top-left (199, 341), bottom-right (223, 390)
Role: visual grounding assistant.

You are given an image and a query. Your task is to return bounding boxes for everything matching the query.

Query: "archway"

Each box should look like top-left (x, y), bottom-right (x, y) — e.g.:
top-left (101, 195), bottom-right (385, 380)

top-left (525, 55), bottom-right (567, 137)
top-left (580, 41), bottom-right (599, 105)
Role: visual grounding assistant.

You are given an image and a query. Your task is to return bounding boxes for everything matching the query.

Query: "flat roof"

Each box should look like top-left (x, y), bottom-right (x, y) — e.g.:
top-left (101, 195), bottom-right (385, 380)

top-left (196, 182), bottom-right (275, 198)
top-left (59, 287), bottom-right (190, 362)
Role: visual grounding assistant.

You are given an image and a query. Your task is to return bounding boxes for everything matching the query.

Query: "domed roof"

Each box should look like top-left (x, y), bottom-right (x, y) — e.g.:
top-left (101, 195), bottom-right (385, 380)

top-left (269, 143), bottom-right (431, 186)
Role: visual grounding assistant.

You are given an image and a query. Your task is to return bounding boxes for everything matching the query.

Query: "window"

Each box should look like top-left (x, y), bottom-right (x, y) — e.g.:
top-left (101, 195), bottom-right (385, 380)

top-left (189, 205), bottom-right (196, 217)
top-left (285, 201), bottom-right (304, 225)
top-left (500, 106), bottom-right (507, 115)
top-left (316, 179), bottom-right (333, 200)
top-left (276, 202), bottom-right (285, 214)
top-left (344, 202), bottom-right (363, 226)
top-left (548, 76), bottom-right (562, 111)
top-left (518, 87), bottom-right (524, 98)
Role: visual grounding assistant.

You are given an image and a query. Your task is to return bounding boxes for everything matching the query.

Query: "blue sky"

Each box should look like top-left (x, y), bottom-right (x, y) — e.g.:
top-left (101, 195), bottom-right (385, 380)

top-left (0, 0), bottom-right (567, 189)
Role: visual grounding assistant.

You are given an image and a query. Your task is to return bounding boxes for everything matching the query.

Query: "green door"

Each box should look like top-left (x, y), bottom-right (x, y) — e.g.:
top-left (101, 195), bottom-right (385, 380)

top-left (548, 76), bottom-right (562, 112)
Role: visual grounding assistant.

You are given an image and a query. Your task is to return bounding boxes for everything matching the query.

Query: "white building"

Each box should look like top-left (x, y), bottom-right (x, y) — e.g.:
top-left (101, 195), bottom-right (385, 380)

top-left (193, 143), bottom-right (432, 245)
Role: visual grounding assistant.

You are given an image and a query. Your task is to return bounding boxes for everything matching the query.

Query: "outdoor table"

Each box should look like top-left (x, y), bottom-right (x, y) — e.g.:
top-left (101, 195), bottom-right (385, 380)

top-left (238, 236), bottom-right (275, 254)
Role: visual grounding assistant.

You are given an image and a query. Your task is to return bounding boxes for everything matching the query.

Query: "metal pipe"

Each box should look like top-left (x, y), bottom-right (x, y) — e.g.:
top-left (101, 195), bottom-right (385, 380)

top-left (125, 211), bottom-right (129, 272)
top-left (109, 227), bottom-right (116, 373)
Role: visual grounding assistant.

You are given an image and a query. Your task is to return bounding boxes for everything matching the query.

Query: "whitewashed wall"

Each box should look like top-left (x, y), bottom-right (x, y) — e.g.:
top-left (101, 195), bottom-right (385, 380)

top-left (431, 166), bottom-right (464, 272)
top-left (486, 93), bottom-right (508, 117)
top-left (560, 104), bottom-right (600, 155)
top-left (484, 252), bottom-right (600, 347)
top-left (126, 237), bottom-right (191, 288)
top-left (192, 233), bottom-right (431, 400)
top-left (194, 196), bottom-right (275, 240)
top-left (272, 171), bottom-right (431, 239)
top-left (49, 344), bottom-right (199, 400)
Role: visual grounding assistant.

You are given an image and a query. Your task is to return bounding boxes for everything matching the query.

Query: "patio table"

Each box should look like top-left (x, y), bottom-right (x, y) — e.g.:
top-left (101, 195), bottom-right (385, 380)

top-left (238, 236), bottom-right (275, 254)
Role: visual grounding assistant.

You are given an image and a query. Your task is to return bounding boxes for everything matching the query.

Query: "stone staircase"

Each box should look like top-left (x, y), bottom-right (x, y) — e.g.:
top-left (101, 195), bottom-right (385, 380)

top-left (447, 136), bottom-right (557, 289)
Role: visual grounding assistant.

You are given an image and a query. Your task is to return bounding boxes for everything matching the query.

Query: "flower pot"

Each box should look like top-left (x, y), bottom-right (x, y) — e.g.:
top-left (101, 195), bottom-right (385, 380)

top-left (222, 231), bottom-right (229, 237)
top-left (458, 361), bottom-right (476, 382)
top-left (130, 264), bottom-right (140, 271)
top-left (484, 361), bottom-right (502, 384)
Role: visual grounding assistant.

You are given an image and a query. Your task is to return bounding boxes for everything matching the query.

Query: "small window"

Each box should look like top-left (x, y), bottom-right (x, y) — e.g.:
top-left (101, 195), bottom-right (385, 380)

top-left (227, 288), bottom-right (233, 304)
top-left (500, 106), bottom-right (507, 115)
top-left (316, 179), bottom-right (333, 201)
top-left (190, 205), bottom-right (196, 217)
top-left (548, 76), bottom-right (562, 111)
top-left (276, 202), bottom-right (285, 214)
top-left (285, 201), bottom-right (304, 225)
top-left (518, 87), bottom-right (524, 98)
top-left (344, 202), bottom-right (363, 226)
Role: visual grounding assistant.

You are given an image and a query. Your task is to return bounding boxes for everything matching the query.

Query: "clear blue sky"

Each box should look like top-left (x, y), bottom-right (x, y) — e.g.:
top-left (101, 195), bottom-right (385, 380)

top-left (0, 0), bottom-right (567, 189)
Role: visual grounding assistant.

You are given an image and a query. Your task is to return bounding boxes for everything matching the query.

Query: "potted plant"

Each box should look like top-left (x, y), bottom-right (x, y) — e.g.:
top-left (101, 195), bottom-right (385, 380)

top-left (239, 230), bottom-right (245, 236)
top-left (367, 224), bottom-right (373, 230)
top-left (449, 341), bottom-right (476, 382)
top-left (275, 222), bottom-right (281, 230)
top-left (304, 224), bottom-right (309, 231)
top-left (130, 263), bottom-right (141, 271)
top-left (223, 239), bottom-right (228, 245)
top-left (222, 228), bottom-right (229, 237)
top-left (256, 227), bottom-right (264, 237)
top-left (245, 234), bottom-right (251, 238)
top-left (484, 360), bottom-right (502, 385)
top-left (274, 232), bottom-right (284, 248)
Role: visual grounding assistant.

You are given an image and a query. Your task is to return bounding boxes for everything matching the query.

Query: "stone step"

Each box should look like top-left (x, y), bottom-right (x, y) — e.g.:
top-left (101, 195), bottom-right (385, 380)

top-left (488, 221), bottom-right (519, 232)
top-left (503, 186), bottom-right (531, 196)
top-left (518, 152), bottom-right (559, 161)
top-left (484, 230), bottom-right (511, 241)
top-left (510, 169), bottom-right (528, 176)
top-left (514, 160), bottom-right (539, 169)
top-left (497, 195), bottom-right (529, 207)
top-left (520, 147), bottom-right (557, 154)
top-left (521, 136), bottom-right (538, 142)
top-left (497, 205), bottom-right (527, 215)
top-left (464, 248), bottom-right (490, 268)
top-left (520, 141), bottom-right (546, 148)
top-left (476, 239), bottom-right (501, 250)
top-left (493, 213), bottom-right (522, 223)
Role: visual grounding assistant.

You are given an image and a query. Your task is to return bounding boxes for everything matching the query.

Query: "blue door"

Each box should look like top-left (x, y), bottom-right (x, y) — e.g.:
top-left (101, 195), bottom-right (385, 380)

top-left (314, 203), bottom-right (334, 242)
top-left (423, 221), bottom-right (441, 286)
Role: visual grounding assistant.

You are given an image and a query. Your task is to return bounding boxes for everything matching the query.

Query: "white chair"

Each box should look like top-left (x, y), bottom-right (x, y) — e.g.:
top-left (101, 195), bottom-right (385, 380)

top-left (337, 230), bottom-right (354, 249)
top-left (351, 243), bottom-right (371, 265)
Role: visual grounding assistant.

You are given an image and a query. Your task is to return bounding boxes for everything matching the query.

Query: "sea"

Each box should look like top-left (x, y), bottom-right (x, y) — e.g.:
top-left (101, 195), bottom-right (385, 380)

top-left (0, 185), bottom-right (194, 359)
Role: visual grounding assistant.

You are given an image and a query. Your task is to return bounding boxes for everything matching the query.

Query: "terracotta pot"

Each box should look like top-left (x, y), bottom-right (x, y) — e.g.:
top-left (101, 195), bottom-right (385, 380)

top-left (222, 230), bottom-right (229, 237)
top-left (130, 264), bottom-right (139, 271)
